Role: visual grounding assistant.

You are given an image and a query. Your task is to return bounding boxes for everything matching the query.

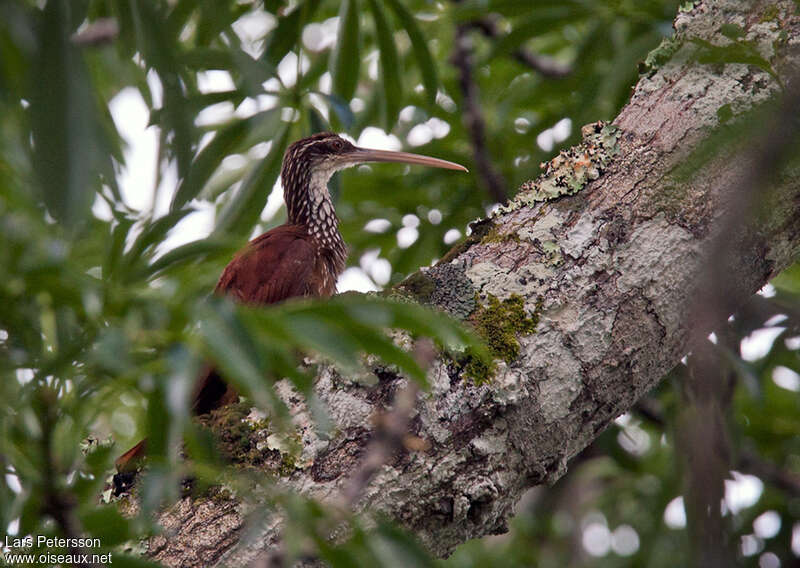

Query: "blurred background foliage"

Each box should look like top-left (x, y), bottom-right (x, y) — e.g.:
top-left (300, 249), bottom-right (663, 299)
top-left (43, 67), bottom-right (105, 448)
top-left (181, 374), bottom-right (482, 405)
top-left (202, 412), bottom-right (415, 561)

top-left (0, 0), bottom-right (799, 566)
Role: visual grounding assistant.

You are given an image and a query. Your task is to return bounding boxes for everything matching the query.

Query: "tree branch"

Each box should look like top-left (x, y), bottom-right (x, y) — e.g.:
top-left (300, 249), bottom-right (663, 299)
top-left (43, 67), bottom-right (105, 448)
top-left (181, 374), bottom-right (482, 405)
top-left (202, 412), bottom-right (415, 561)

top-left (468, 16), bottom-right (572, 78)
top-left (451, 23), bottom-right (508, 203)
top-left (144, 3), bottom-right (800, 566)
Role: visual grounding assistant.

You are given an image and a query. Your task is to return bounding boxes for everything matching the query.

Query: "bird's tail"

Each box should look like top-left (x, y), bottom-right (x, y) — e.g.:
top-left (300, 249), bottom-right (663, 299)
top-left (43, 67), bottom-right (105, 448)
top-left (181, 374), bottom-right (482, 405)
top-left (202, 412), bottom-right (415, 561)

top-left (114, 437), bottom-right (147, 473)
top-left (191, 364), bottom-right (239, 415)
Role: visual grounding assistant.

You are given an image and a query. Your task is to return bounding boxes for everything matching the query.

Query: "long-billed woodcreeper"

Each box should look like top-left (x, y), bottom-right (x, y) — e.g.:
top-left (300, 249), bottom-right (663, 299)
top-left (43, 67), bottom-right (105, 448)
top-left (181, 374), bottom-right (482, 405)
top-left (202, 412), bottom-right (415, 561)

top-left (115, 132), bottom-right (467, 473)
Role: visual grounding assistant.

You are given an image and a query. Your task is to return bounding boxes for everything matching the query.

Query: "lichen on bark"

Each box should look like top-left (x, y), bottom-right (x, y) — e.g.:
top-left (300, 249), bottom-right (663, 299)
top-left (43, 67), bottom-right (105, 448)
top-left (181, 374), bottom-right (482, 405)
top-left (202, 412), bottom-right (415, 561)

top-left (496, 121), bottom-right (621, 214)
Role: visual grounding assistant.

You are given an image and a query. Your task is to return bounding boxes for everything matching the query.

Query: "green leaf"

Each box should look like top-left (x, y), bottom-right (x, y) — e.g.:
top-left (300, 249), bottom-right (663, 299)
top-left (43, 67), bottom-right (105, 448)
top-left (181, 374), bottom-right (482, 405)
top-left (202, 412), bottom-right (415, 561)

top-left (284, 313), bottom-right (364, 369)
top-left (180, 47), bottom-right (237, 71)
top-left (140, 383), bottom-right (169, 470)
top-left (330, 0), bottom-right (361, 102)
top-left (104, 215), bottom-right (136, 280)
top-left (298, 49), bottom-right (331, 91)
top-left (328, 320), bottom-right (426, 384)
top-left (128, 1), bottom-right (195, 180)
top-left (139, 237), bottom-right (236, 278)
top-left (198, 299), bottom-right (280, 411)
top-left (314, 92), bottom-right (356, 129)
top-left (690, 37), bottom-right (778, 81)
top-left (29, 0), bottom-right (100, 230)
top-left (269, 295), bottom-right (486, 385)
top-left (172, 118), bottom-right (251, 211)
top-left (367, 0), bottom-right (401, 130)
top-left (213, 123), bottom-right (289, 236)
top-left (369, 520), bottom-right (436, 567)
top-left (165, 0), bottom-right (197, 39)
top-left (309, 105), bottom-right (328, 134)
top-left (263, 0), bottom-right (321, 68)
top-left (122, 209), bottom-right (194, 273)
top-left (147, 90), bottom-right (243, 125)
top-left (385, 0), bottom-right (438, 105)
top-left (79, 507), bottom-right (132, 547)
top-left (772, 262), bottom-right (800, 294)
top-left (195, 2), bottom-right (249, 46)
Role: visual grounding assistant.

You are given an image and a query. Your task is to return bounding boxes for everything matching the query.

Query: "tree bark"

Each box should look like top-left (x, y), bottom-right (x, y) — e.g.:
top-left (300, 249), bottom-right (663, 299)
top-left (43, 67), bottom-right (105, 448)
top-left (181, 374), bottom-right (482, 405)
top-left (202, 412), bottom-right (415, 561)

top-left (145, 2), bottom-right (800, 566)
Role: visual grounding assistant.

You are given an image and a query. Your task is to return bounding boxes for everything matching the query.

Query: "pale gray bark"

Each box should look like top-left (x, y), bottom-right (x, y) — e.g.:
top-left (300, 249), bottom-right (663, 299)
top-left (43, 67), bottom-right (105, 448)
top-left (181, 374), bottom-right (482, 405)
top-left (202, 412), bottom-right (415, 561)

top-left (145, 2), bottom-right (800, 566)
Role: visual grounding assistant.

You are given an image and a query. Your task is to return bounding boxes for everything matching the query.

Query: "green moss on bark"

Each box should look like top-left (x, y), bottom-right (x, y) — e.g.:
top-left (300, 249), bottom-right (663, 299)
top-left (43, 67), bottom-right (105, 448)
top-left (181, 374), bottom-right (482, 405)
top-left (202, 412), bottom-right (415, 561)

top-left (480, 226), bottom-right (521, 245)
top-left (194, 401), bottom-right (298, 476)
top-left (459, 294), bottom-right (542, 384)
top-left (195, 401), bottom-right (261, 464)
top-left (474, 294), bottom-right (540, 361)
top-left (640, 36), bottom-right (682, 75)
top-left (396, 271), bottom-right (436, 303)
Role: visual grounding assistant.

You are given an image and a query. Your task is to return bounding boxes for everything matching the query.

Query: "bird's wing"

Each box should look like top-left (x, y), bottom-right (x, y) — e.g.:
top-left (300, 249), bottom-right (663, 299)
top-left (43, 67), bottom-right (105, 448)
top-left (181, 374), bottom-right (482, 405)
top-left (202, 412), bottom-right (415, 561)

top-left (215, 225), bottom-right (317, 305)
top-left (191, 225), bottom-right (317, 414)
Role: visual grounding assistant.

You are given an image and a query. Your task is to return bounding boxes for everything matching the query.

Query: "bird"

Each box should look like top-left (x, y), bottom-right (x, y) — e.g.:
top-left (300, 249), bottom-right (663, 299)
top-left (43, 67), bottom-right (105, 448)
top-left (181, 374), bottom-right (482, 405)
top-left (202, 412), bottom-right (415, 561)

top-left (114, 132), bottom-right (467, 474)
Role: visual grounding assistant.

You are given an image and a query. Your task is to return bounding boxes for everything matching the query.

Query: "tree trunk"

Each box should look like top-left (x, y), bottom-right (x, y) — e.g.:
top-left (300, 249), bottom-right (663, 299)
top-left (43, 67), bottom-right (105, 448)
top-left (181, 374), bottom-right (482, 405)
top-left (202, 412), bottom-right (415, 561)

top-left (145, 2), bottom-right (800, 566)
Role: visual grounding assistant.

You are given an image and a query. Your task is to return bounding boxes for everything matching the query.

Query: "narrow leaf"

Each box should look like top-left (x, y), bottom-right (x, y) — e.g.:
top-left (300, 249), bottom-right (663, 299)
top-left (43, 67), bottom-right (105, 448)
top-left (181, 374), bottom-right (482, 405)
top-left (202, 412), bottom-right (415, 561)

top-left (198, 299), bottom-right (274, 411)
top-left (263, 0), bottom-right (321, 67)
top-left (30, 0), bottom-right (99, 230)
top-left (315, 92), bottom-right (356, 129)
top-left (284, 314), bottom-right (363, 369)
top-left (385, 0), bottom-right (438, 105)
top-left (309, 106), bottom-right (328, 134)
top-left (130, 1), bottom-right (194, 179)
top-left (172, 118), bottom-right (251, 210)
top-left (330, 0), bottom-right (360, 102)
top-left (213, 124), bottom-right (289, 236)
top-left (104, 215), bottom-right (136, 280)
top-left (199, 302), bottom-right (302, 428)
top-left (367, 0), bottom-right (401, 130)
top-left (79, 507), bottom-right (132, 547)
top-left (139, 238), bottom-right (236, 278)
top-left (122, 208), bottom-right (193, 272)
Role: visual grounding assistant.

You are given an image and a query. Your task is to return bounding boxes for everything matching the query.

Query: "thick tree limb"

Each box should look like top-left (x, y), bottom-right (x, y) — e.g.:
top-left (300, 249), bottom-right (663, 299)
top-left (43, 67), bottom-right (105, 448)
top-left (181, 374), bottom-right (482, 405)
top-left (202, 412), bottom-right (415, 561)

top-left (146, 2), bottom-right (800, 566)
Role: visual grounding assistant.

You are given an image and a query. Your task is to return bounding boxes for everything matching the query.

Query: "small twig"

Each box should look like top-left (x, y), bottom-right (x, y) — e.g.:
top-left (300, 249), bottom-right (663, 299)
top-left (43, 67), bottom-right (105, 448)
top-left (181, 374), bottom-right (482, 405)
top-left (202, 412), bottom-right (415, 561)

top-left (676, 350), bottom-right (733, 568)
top-left (38, 388), bottom-right (99, 568)
top-left (468, 17), bottom-right (572, 79)
top-left (636, 378), bottom-right (800, 500)
top-left (739, 450), bottom-right (800, 497)
top-left (451, 24), bottom-right (508, 204)
top-left (342, 381), bottom-right (420, 506)
top-left (510, 50), bottom-right (572, 79)
top-left (343, 339), bottom-right (436, 506)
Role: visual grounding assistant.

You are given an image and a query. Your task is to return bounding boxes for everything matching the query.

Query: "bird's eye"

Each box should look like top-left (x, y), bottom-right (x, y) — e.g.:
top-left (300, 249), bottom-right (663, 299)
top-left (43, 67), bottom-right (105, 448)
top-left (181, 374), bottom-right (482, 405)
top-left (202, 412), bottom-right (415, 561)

top-left (331, 139), bottom-right (344, 151)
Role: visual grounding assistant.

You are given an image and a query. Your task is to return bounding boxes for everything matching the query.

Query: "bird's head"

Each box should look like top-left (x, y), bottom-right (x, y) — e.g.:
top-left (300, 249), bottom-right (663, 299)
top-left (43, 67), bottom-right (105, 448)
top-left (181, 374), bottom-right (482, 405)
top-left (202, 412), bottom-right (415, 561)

top-left (281, 132), bottom-right (467, 191)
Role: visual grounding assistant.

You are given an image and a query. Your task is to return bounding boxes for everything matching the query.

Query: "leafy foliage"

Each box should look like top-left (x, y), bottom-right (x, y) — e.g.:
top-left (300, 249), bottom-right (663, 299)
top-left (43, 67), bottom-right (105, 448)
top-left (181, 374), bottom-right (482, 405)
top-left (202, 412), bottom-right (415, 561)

top-left (1, 0), bottom-right (798, 567)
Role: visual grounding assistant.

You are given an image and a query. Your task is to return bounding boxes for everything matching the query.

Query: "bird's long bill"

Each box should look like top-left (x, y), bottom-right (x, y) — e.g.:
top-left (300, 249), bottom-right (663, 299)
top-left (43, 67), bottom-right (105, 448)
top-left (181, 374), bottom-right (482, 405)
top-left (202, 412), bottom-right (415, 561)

top-left (348, 147), bottom-right (468, 172)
